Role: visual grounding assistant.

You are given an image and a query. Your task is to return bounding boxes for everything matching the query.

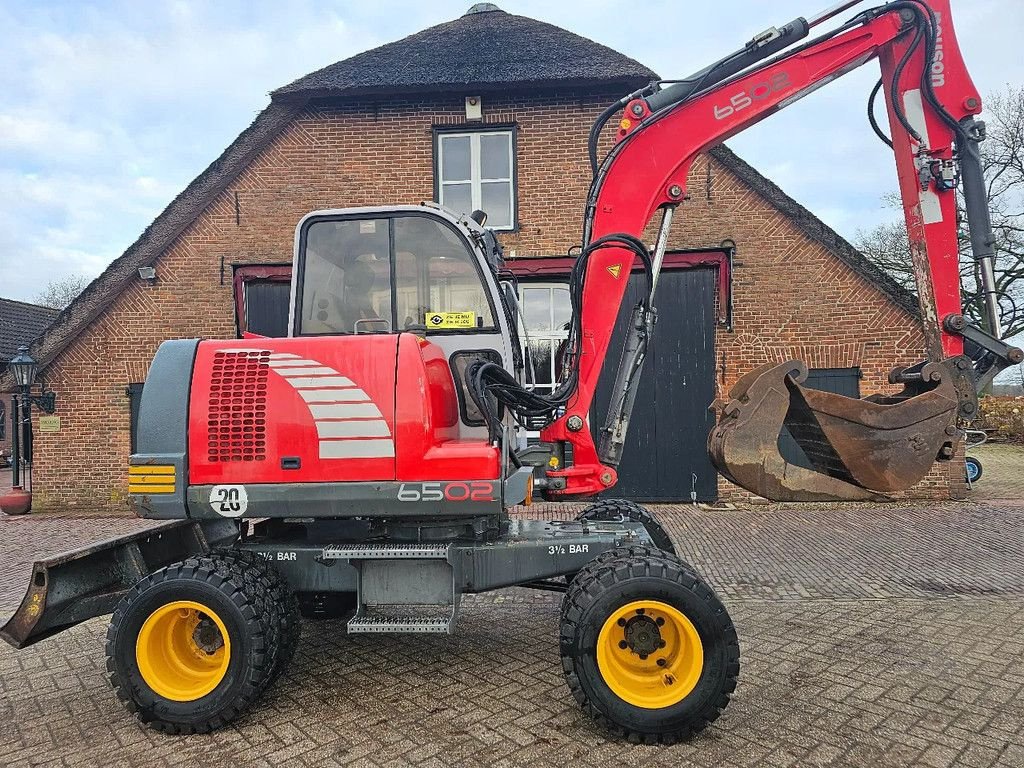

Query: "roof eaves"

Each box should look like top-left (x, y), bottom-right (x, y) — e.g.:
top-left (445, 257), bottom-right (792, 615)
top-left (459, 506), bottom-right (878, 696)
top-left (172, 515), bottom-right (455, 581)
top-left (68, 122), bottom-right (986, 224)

top-left (0, 100), bottom-right (305, 391)
top-left (273, 75), bottom-right (655, 105)
top-left (709, 145), bottom-right (920, 317)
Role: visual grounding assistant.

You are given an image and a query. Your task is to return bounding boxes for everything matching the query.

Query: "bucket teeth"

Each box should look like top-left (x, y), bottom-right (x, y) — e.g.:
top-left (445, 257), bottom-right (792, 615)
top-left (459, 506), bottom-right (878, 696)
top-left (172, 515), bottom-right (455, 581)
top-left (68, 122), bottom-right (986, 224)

top-left (708, 359), bottom-right (960, 501)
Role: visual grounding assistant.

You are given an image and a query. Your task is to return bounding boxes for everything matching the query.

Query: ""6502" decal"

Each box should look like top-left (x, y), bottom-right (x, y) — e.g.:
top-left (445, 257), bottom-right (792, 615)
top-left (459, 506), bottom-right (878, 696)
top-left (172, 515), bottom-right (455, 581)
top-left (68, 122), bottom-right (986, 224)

top-left (397, 481), bottom-right (496, 502)
top-left (713, 71), bottom-right (791, 120)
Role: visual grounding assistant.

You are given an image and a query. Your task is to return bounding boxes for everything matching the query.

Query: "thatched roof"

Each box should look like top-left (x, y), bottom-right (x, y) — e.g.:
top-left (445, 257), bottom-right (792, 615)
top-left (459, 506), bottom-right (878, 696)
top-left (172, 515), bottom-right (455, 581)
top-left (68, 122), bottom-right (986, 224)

top-left (272, 4), bottom-right (657, 102)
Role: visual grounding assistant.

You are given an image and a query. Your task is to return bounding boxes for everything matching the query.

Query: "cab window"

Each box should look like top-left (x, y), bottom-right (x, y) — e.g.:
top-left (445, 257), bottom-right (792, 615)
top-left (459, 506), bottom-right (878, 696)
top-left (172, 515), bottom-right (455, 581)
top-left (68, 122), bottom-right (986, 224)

top-left (296, 214), bottom-right (495, 336)
top-left (299, 218), bottom-right (392, 335)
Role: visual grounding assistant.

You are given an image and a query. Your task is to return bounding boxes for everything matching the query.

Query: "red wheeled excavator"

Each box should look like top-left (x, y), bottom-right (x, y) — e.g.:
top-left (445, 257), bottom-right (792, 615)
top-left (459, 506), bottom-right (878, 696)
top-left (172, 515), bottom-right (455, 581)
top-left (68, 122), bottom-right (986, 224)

top-left (2, 0), bottom-right (1021, 744)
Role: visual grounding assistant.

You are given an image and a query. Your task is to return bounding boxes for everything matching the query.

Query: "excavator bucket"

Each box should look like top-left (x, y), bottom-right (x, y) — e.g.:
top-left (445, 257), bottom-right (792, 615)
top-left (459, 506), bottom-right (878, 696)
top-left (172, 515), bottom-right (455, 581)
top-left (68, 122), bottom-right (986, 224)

top-left (708, 360), bottom-right (961, 502)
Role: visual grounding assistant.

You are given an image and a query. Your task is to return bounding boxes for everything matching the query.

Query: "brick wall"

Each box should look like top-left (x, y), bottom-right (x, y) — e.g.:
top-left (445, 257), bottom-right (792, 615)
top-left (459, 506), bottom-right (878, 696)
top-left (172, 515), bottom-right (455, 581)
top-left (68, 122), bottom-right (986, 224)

top-left (27, 89), bottom-right (953, 512)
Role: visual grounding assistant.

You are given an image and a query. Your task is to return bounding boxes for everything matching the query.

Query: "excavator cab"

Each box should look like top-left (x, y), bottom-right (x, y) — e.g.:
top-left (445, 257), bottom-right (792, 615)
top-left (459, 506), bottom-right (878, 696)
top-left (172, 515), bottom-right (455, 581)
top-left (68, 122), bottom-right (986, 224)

top-left (291, 205), bottom-right (520, 442)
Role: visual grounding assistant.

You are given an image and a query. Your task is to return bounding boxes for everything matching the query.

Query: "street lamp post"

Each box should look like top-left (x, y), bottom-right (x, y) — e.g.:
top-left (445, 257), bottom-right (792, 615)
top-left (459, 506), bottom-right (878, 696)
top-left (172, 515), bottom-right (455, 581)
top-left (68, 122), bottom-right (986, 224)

top-left (10, 391), bottom-right (20, 488)
top-left (2, 346), bottom-right (57, 516)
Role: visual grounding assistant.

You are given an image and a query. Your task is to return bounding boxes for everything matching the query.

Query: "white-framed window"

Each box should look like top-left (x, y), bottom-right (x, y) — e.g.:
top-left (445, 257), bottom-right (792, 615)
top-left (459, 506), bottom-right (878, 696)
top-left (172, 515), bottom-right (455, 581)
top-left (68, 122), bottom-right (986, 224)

top-left (518, 282), bottom-right (572, 393)
top-left (436, 130), bottom-right (515, 230)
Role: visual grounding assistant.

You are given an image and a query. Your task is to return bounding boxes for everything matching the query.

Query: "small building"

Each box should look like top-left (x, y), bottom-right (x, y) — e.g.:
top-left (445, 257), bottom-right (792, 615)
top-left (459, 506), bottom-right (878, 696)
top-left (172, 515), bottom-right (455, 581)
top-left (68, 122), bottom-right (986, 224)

top-left (1, 4), bottom-right (963, 511)
top-left (0, 298), bottom-right (60, 459)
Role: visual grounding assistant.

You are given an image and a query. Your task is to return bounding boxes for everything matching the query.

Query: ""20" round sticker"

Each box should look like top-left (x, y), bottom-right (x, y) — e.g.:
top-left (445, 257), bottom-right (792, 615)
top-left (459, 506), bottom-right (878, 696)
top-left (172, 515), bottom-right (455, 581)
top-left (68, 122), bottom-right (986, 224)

top-left (210, 485), bottom-right (248, 517)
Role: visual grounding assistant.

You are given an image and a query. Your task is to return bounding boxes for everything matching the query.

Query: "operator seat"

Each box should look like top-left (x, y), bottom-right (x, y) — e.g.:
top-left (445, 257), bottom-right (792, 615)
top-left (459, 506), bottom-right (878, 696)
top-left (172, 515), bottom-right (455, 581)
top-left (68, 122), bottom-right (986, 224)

top-left (338, 261), bottom-right (385, 333)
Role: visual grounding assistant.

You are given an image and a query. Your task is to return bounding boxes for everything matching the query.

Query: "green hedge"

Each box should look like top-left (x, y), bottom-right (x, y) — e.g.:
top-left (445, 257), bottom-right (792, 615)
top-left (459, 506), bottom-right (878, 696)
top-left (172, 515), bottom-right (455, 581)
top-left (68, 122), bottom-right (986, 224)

top-left (979, 396), bottom-right (1024, 443)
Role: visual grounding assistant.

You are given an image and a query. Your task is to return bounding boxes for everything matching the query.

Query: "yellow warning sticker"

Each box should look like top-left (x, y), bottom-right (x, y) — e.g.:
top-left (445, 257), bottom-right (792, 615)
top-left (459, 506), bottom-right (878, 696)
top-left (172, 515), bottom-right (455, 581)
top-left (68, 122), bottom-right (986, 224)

top-left (425, 311), bottom-right (477, 329)
top-left (607, 264), bottom-right (622, 278)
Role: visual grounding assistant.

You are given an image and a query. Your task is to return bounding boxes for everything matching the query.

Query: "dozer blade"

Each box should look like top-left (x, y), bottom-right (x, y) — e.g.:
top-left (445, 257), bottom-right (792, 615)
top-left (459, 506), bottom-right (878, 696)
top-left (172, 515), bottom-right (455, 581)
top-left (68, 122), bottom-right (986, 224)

top-left (708, 359), bottom-right (961, 502)
top-left (0, 519), bottom-right (236, 649)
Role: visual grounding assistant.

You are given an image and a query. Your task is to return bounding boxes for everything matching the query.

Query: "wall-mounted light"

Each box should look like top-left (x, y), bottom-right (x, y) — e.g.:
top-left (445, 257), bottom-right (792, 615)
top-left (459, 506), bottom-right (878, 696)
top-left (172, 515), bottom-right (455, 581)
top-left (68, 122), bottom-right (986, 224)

top-left (8, 346), bottom-right (56, 414)
top-left (8, 346), bottom-right (37, 391)
top-left (138, 266), bottom-right (157, 281)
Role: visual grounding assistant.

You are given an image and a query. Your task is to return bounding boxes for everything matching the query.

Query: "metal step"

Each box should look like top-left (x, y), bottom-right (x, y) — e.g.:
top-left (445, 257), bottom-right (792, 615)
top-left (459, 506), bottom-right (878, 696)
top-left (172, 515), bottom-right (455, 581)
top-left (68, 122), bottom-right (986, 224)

top-left (322, 543), bottom-right (450, 560)
top-left (347, 606), bottom-right (456, 634)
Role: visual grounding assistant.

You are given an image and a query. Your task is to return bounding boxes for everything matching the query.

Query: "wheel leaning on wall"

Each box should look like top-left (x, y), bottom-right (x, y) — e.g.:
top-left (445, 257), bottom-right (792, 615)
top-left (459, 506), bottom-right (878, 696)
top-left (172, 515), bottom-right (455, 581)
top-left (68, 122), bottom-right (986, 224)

top-left (965, 456), bottom-right (983, 484)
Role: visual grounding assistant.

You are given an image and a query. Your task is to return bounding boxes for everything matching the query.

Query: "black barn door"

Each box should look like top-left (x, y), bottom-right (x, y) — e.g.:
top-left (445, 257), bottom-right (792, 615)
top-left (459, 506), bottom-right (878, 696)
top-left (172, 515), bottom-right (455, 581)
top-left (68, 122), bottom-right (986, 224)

top-left (245, 281), bottom-right (291, 337)
top-left (592, 268), bottom-right (718, 502)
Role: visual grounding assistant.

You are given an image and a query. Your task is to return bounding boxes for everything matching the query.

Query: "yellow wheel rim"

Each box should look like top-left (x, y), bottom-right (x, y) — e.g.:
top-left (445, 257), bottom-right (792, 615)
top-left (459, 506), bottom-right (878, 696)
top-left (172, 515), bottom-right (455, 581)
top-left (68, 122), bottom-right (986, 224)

top-left (596, 599), bottom-right (704, 709)
top-left (136, 600), bottom-right (231, 701)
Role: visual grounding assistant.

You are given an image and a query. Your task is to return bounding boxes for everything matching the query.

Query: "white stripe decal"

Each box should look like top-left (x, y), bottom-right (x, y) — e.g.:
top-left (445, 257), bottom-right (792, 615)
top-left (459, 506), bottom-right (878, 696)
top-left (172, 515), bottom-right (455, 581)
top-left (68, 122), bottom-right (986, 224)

top-left (299, 389), bottom-right (371, 403)
top-left (309, 402), bottom-right (382, 419)
top-left (902, 89), bottom-right (943, 225)
top-left (267, 358), bottom-right (323, 368)
top-left (259, 352), bottom-right (395, 460)
top-left (319, 439), bottom-right (396, 459)
top-left (316, 420), bottom-right (391, 438)
top-left (274, 366), bottom-right (339, 377)
top-left (289, 376), bottom-right (355, 389)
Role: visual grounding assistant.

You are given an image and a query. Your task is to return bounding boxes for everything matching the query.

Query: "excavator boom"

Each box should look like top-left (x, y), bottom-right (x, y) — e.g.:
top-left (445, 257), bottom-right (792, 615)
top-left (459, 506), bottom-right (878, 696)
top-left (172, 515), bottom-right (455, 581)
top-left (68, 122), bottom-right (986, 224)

top-left (530, 0), bottom-right (1023, 500)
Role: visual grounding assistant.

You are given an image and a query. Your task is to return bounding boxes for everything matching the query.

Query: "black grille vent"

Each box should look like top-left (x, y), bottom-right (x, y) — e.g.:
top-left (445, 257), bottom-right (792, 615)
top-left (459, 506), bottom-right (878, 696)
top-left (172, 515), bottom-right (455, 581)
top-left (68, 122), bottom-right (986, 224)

top-left (207, 350), bottom-right (270, 462)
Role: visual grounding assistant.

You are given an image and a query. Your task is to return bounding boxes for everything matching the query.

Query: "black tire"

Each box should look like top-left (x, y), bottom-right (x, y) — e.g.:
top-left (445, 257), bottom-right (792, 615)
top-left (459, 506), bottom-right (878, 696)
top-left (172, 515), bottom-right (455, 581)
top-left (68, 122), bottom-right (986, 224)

top-left (106, 556), bottom-right (278, 733)
top-left (208, 548), bottom-right (302, 684)
top-left (579, 499), bottom-right (677, 556)
top-left (560, 553), bottom-right (739, 743)
top-left (965, 456), bottom-right (983, 483)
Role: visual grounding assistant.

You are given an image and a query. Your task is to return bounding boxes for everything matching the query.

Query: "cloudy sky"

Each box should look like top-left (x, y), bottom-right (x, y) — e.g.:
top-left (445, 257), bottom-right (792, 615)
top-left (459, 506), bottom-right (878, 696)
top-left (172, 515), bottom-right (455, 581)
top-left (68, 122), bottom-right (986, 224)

top-left (0, 0), bottom-right (1022, 306)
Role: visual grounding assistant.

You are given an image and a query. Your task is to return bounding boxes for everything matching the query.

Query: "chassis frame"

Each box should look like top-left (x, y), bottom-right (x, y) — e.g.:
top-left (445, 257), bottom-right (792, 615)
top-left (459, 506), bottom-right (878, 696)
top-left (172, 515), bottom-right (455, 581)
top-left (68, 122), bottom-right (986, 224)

top-left (0, 513), bottom-right (653, 648)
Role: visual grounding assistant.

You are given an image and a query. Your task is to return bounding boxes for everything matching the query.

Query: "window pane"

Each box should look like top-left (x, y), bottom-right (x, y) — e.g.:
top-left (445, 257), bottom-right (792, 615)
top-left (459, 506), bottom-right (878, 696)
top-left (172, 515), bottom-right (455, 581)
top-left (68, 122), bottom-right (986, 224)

top-left (551, 286), bottom-right (572, 332)
top-left (527, 339), bottom-right (552, 387)
top-left (480, 181), bottom-right (512, 228)
top-left (393, 215), bottom-right (495, 331)
top-left (522, 287), bottom-right (550, 331)
top-left (441, 135), bottom-right (471, 181)
top-left (299, 219), bottom-right (392, 335)
top-left (440, 182), bottom-right (472, 216)
top-left (480, 133), bottom-right (510, 179)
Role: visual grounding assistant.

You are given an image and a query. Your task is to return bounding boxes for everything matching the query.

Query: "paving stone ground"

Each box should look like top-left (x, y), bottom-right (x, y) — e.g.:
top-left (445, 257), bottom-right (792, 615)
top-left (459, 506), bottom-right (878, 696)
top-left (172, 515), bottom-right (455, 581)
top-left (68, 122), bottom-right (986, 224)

top-left (0, 449), bottom-right (1022, 767)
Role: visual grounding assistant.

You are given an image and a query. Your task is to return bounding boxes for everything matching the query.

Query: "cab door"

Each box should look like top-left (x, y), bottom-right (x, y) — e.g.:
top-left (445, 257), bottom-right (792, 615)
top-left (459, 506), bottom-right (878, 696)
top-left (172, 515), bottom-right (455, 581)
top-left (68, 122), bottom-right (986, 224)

top-left (391, 213), bottom-right (512, 437)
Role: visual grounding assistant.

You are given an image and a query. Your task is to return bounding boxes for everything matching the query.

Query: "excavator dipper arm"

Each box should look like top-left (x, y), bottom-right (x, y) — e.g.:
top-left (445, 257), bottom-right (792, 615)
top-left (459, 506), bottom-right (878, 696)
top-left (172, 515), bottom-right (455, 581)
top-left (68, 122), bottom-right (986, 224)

top-left (536, 0), bottom-right (1022, 500)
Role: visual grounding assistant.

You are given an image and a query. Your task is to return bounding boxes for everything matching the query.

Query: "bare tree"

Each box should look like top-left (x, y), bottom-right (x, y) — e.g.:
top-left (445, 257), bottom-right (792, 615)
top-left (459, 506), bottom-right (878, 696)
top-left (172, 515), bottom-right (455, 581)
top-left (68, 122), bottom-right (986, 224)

top-left (855, 85), bottom-right (1024, 338)
top-left (34, 274), bottom-right (91, 310)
